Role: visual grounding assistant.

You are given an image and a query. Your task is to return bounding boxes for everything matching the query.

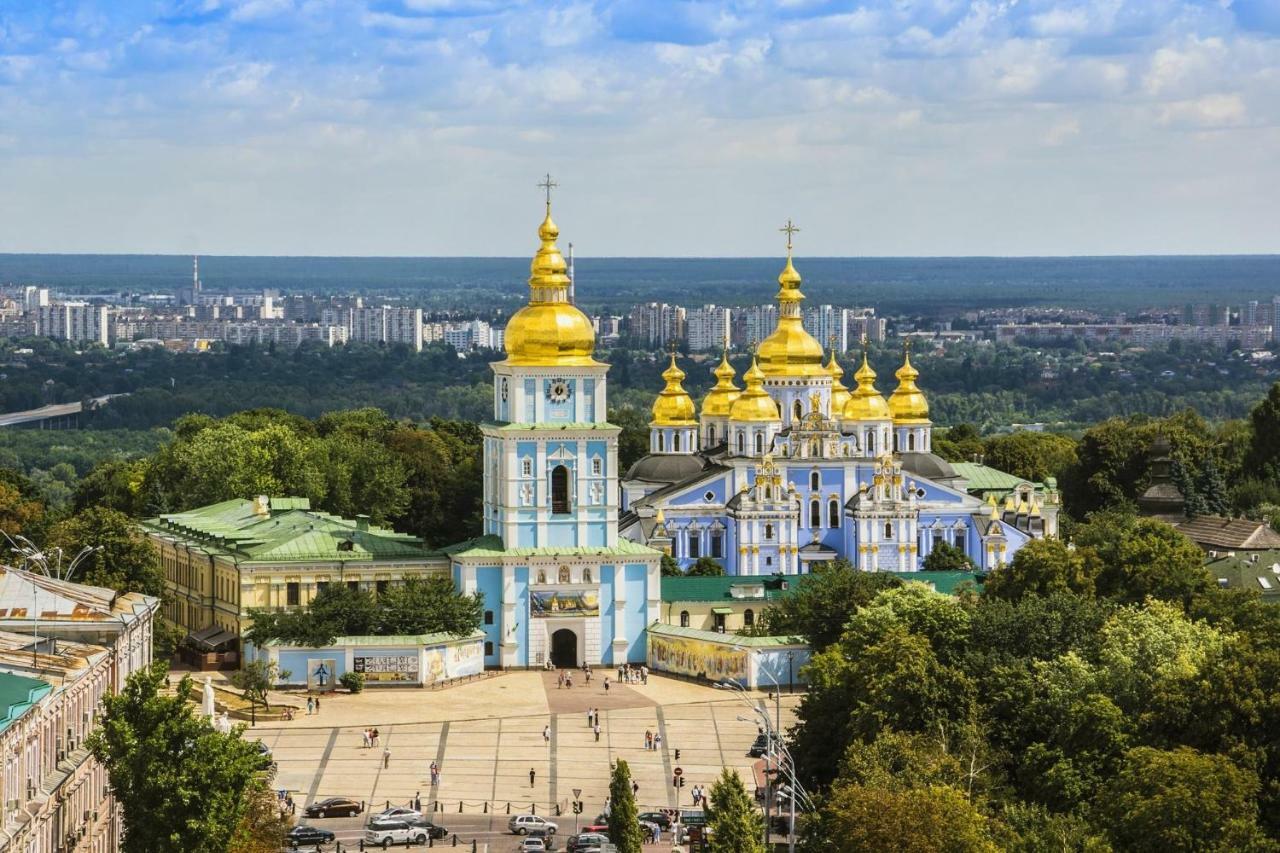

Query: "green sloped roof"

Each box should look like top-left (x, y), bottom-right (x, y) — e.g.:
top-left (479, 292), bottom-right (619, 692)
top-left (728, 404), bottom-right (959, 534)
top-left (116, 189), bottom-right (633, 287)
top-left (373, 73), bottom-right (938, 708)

top-left (951, 462), bottom-right (1040, 492)
top-left (661, 574), bottom-right (792, 603)
top-left (141, 498), bottom-right (436, 563)
top-left (648, 621), bottom-right (806, 647)
top-left (267, 630), bottom-right (486, 648)
top-left (444, 534), bottom-right (660, 560)
top-left (0, 672), bottom-right (51, 734)
top-left (1205, 550), bottom-right (1280, 599)
top-left (487, 422), bottom-right (620, 432)
top-left (886, 571), bottom-right (985, 595)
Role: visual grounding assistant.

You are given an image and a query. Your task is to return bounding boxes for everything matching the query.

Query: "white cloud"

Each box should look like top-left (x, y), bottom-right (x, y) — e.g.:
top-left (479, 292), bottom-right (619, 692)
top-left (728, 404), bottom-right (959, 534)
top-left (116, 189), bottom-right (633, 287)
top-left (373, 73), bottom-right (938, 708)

top-left (1158, 93), bottom-right (1247, 127)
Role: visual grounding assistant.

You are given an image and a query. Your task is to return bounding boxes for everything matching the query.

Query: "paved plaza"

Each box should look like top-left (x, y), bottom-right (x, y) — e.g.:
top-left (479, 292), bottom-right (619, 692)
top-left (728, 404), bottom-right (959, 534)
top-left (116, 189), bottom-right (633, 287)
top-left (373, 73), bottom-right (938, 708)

top-left (252, 671), bottom-right (801, 823)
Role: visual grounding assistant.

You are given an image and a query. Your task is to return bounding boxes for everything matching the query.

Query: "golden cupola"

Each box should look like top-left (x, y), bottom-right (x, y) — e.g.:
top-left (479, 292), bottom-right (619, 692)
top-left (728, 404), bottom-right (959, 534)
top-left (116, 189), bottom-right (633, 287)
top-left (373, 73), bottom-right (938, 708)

top-left (729, 356), bottom-right (782, 422)
top-left (651, 353), bottom-right (698, 426)
top-left (700, 351), bottom-right (741, 418)
top-left (502, 199), bottom-right (598, 367)
top-left (843, 352), bottom-right (892, 421)
top-left (755, 225), bottom-right (826, 378)
top-left (888, 348), bottom-right (930, 423)
top-left (827, 349), bottom-right (853, 414)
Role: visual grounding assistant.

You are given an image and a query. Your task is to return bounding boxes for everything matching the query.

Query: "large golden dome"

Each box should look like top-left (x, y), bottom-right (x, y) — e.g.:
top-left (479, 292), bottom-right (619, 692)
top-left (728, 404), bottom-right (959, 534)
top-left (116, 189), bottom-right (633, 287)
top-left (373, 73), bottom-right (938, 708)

top-left (700, 351), bottom-right (741, 418)
top-left (827, 350), bottom-right (853, 415)
top-left (844, 352), bottom-right (892, 421)
top-left (729, 357), bottom-right (782, 422)
top-left (889, 349), bottom-right (930, 423)
top-left (756, 250), bottom-right (826, 377)
top-left (502, 207), bottom-right (598, 367)
top-left (651, 353), bottom-right (698, 426)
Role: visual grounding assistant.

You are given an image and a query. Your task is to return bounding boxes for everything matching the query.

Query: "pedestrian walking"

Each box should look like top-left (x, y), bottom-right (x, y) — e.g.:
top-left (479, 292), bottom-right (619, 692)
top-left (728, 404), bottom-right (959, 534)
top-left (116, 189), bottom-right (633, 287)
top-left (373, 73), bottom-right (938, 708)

top-left (654, 733), bottom-right (662, 751)
top-left (543, 725), bottom-right (551, 745)
top-left (361, 729), bottom-right (370, 748)
top-left (604, 678), bottom-right (610, 695)
top-left (413, 793), bottom-right (421, 812)
top-left (642, 665), bottom-right (648, 684)
top-left (645, 730), bottom-right (652, 750)
top-left (558, 671), bottom-right (564, 689)
top-left (594, 722), bottom-right (601, 742)
top-left (529, 768), bottom-right (536, 788)
top-left (314, 697), bottom-right (320, 712)
top-left (586, 708), bottom-right (593, 727)
top-left (632, 781), bottom-right (639, 797)
top-left (383, 748), bottom-right (391, 769)
top-left (306, 697), bottom-right (314, 715)
top-left (566, 673), bottom-right (573, 688)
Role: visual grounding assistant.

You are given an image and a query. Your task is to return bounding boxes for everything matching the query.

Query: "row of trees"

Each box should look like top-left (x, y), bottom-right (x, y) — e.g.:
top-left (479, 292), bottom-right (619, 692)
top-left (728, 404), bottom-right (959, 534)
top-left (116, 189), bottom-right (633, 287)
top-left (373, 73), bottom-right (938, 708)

top-left (781, 508), bottom-right (1280, 851)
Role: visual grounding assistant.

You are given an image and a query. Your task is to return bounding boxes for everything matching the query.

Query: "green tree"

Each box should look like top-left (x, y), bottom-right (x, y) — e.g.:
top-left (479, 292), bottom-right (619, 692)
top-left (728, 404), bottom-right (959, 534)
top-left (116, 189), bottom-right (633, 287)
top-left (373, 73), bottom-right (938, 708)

top-left (245, 583), bottom-right (377, 648)
top-left (933, 423), bottom-right (985, 463)
top-left (377, 575), bottom-right (484, 636)
top-left (761, 560), bottom-right (903, 651)
top-left (1074, 511), bottom-right (1212, 608)
top-left (1096, 746), bottom-right (1274, 853)
top-left (922, 541), bottom-right (976, 572)
top-left (982, 432), bottom-right (1078, 484)
top-left (48, 506), bottom-right (163, 596)
top-left (812, 782), bottom-right (998, 853)
top-left (227, 780), bottom-right (290, 853)
top-left (72, 458), bottom-right (150, 516)
top-left (705, 768), bottom-right (764, 853)
top-left (660, 554), bottom-right (682, 577)
top-left (1245, 382), bottom-right (1280, 481)
top-left (610, 406), bottom-right (651, 472)
top-left (88, 664), bottom-right (272, 853)
top-left (686, 556), bottom-right (726, 576)
top-left (607, 759), bottom-right (643, 853)
top-left (983, 538), bottom-right (1095, 603)
top-left (228, 659), bottom-right (291, 713)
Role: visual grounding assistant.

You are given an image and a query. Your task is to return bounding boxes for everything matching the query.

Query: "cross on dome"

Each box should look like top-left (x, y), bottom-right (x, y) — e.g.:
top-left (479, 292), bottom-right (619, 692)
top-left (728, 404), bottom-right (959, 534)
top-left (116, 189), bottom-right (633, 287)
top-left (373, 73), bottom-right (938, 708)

top-left (779, 219), bottom-right (800, 252)
top-left (537, 173), bottom-right (558, 208)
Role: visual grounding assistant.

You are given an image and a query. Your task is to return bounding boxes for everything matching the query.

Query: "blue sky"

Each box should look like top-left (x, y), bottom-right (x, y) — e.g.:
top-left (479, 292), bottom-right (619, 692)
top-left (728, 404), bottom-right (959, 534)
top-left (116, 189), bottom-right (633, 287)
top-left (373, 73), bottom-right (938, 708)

top-left (0, 0), bottom-right (1277, 256)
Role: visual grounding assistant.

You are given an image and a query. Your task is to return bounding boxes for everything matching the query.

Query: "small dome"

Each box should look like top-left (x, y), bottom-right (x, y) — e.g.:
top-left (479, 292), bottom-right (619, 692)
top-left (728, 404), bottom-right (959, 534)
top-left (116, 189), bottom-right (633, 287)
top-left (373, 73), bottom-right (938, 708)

top-left (729, 357), bottom-right (782, 423)
top-left (651, 353), bottom-right (698, 426)
top-left (756, 250), bottom-right (826, 378)
top-left (889, 351), bottom-right (930, 423)
top-left (700, 352), bottom-right (741, 418)
top-left (827, 351), bottom-right (852, 414)
top-left (843, 353), bottom-right (892, 421)
top-left (625, 453), bottom-right (708, 484)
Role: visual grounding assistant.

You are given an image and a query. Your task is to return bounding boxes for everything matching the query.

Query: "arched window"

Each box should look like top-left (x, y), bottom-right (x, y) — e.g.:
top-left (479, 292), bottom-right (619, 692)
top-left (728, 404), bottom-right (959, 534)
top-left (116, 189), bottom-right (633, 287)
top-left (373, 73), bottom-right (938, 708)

top-left (908, 433), bottom-right (916, 451)
top-left (829, 499), bottom-right (841, 528)
top-left (809, 499), bottom-right (821, 527)
top-left (810, 471), bottom-right (820, 491)
top-left (551, 465), bottom-right (570, 514)
top-left (583, 568), bottom-right (592, 583)
top-left (658, 433), bottom-right (665, 452)
top-left (764, 523), bottom-right (774, 539)
top-left (884, 521), bottom-right (893, 539)
top-left (793, 400), bottom-right (803, 421)
top-left (558, 566), bottom-right (571, 583)
top-left (737, 432), bottom-right (745, 455)
top-left (680, 610), bottom-right (690, 627)
top-left (867, 432), bottom-right (876, 454)
top-left (674, 432), bottom-right (682, 452)
top-left (893, 432), bottom-right (900, 451)
top-left (755, 433), bottom-right (764, 454)
top-left (765, 486), bottom-right (773, 500)
top-left (707, 424), bottom-right (716, 445)
top-left (744, 608), bottom-right (755, 627)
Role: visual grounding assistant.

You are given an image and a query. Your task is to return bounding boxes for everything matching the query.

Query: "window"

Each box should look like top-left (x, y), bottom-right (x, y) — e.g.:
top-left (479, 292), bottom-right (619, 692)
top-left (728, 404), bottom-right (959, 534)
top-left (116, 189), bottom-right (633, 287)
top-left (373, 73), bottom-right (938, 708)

top-left (766, 556), bottom-right (773, 566)
top-left (591, 457), bottom-right (603, 476)
top-left (484, 610), bottom-right (494, 625)
top-left (737, 433), bottom-right (745, 454)
top-left (884, 521), bottom-right (893, 539)
top-left (908, 433), bottom-right (916, 451)
top-left (674, 433), bottom-right (682, 452)
top-left (793, 400), bottom-right (803, 421)
top-left (764, 523), bottom-right (774, 539)
top-left (551, 465), bottom-right (571, 514)
top-left (680, 610), bottom-right (690, 627)
top-left (316, 581), bottom-right (329, 596)
top-left (559, 566), bottom-right (571, 583)
top-left (711, 531), bottom-right (724, 558)
top-left (376, 580), bottom-right (389, 596)
top-left (688, 531), bottom-right (701, 559)
top-left (658, 433), bottom-right (665, 452)
top-left (484, 641), bottom-right (494, 657)
top-left (755, 433), bottom-right (764, 454)
top-left (714, 612), bottom-right (726, 633)
top-left (707, 424), bottom-right (717, 445)
top-left (337, 539), bottom-right (354, 552)
top-left (744, 608), bottom-right (755, 626)
top-left (286, 582), bottom-right (300, 606)
top-left (583, 568), bottom-right (592, 583)
top-left (347, 580), bottom-right (359, 592)
top-left (867, 432), bottom-right (876, 454)
top-left (704, 490), bottom-right (716, 502)
top-left (810, 471), bottom-right (820, 491)
top-left (809, 499), bottom-right (821, 527)
top-left (893, 432), bottom-right (900, 451)
top-left (829, 499), bottom-right (841, 528)
top-left (521, 458), bottom-right (533, 477)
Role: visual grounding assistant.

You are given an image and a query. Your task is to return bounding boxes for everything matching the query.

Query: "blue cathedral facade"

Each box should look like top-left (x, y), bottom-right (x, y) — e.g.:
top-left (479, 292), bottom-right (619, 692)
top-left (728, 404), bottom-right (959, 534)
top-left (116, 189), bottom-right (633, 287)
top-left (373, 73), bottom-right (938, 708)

top-left (447, 195), bottom-right (1058, 670)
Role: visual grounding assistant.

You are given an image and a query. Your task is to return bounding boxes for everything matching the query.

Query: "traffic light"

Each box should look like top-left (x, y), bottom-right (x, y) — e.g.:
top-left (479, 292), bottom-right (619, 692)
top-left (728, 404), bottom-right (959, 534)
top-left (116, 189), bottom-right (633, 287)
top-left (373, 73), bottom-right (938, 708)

top-left (573, 801), bottom-right (583, 814)
top-left (674, 749), bottom-right (680, 761)
top-left (679, 776), bottom-right (686, 788)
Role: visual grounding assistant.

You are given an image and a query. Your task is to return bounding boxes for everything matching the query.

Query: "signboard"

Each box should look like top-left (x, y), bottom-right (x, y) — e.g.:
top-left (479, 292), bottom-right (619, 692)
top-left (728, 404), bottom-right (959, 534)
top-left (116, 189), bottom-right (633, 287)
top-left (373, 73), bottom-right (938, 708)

top-left (306, 658), bottom-right (338, 692)
top-left (647, 635), bottom-right (748, 682)
top-left (353, 652), bottom-right (419, 683)
top-left (531, 589), bottom-right (600, 618)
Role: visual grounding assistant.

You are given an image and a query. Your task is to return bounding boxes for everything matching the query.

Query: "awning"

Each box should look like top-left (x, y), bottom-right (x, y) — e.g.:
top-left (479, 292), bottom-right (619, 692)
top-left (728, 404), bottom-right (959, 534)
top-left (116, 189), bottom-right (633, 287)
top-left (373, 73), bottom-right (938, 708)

top-left (711, 607), bottom-right (733, 615)
top-left (187, 627), bottom-right (238, 651)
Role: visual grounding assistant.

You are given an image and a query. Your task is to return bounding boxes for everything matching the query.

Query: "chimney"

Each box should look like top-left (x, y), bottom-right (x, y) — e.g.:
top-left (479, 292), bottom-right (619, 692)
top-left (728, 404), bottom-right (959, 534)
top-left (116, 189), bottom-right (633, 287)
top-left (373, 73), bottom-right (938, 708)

top-left (254, 495), bottom-right (270, 516)
top-left (356, 514), bottom-right (370, 531)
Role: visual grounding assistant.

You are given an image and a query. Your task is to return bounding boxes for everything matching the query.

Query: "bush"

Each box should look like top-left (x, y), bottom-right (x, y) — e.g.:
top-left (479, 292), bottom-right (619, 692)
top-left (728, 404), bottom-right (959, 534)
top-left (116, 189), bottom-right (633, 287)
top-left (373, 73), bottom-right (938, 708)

top-left (339, 671), bottom-right (365, 694)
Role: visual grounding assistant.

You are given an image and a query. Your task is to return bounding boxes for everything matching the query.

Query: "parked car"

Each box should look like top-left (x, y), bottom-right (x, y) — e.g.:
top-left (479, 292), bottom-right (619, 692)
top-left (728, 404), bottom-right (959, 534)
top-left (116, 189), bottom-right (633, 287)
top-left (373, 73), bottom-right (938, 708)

top-left (637, 811), bottom-right (672, 830)
top-left (747, 733), bottom-right (779, 757)
top-left (567, 833), bottom-right (608, 852)
top-left (304, 796), bottom-right (362, 818)
top-left (286, 825), bottom-right (335, 847)
top-left (582, 820), bottom-right (609, 833)
top-left (376, 806), bottom-right (423, 821)
top-left (525, 827), bottom-right (558, 850)
top-left (518, 839), bottom-right (547, 853)
top-left (405, 816), bottom-right (449, 839)
top-left (508, 814), bottom-right (558, 835)
top-left (364, 819), bottom-right (429, 848)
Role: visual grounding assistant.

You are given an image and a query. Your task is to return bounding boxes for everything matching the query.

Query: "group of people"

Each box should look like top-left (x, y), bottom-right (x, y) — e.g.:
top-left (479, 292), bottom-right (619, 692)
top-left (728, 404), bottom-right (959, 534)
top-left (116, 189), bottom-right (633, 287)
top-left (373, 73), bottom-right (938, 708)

top-left (617, 664), bottom-right (648, 685)
top-left (306, 695), bottom-right (322, 715)
top-left (643, 729), bottom-right (663, 751)
top-left (360, 727), bottom-right (382, 748)
top-left (586, 707), bottom-right (602, 741)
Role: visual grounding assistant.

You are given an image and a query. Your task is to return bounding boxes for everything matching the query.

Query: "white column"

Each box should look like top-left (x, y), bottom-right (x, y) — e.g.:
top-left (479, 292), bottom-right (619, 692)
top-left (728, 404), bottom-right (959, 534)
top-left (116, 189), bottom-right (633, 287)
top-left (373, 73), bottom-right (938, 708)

top-left (501, 564), bottom-right (518, 668)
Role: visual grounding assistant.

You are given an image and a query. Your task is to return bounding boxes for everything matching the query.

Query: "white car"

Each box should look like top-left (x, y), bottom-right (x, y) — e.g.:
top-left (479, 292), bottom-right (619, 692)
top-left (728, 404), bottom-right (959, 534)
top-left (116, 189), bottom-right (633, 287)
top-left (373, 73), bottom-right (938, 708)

top-left (508, 814), bottom-right (559, 835)
top-left (364, 819), bottom-right (430, 848)
top-left (377, 806), bottom-right (423, 821)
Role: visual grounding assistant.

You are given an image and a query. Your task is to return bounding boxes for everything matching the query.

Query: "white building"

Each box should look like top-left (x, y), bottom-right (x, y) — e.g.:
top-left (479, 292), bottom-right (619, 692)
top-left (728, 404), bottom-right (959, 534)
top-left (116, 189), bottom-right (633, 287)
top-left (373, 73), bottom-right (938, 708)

top-left (803, 305), bottom-right (849, 353)
top-left (35, 303), bottom-right (110, 347)
top-left (686, 305), bottom-right (731, 352)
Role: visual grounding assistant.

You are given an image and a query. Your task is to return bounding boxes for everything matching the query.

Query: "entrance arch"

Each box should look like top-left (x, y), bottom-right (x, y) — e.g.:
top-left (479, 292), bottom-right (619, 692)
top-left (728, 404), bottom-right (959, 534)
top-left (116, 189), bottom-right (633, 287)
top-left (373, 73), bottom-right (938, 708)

top-left (551, 628), bottom-right (578, 668)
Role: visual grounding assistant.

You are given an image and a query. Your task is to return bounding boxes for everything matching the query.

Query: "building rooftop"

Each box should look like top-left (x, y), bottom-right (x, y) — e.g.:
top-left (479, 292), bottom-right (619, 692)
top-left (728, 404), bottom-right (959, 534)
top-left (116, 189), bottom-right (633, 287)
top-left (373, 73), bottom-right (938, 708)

top-left (1176, 516), bottom-right (1280, 552)
top-left (266, 630), bottom-right (486, 648)
top-left (885, 571), bottom-right (985, 595)
top-left (647, 621), bottom-right (806, 648)
top-left (0, 671), bottom-right (51, 735)
top-left (0, 569), bottom-right (156, 628)
top-left (141, 496), bottom-right (434, 563)
top-left (444, 534), bottom-right (659, 560)
top-left (1205, 550), bottom-right (1280, 599)
top-left (661, 574), bottom-right (794, 604)
top-left (951, 462), bottom-right (1040, 493)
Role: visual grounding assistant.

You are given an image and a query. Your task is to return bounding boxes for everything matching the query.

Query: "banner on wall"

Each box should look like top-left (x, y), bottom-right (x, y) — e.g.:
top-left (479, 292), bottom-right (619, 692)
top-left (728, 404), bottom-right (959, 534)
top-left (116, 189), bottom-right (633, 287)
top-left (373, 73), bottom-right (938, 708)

top-left (306, 658), bottom-right (338, 691)
top-left (647, 635), bottom-right (748, 682)
top-left (530, 589), bottom-right (600, 618)
top-left (353, 652), bottom-right (419, 683)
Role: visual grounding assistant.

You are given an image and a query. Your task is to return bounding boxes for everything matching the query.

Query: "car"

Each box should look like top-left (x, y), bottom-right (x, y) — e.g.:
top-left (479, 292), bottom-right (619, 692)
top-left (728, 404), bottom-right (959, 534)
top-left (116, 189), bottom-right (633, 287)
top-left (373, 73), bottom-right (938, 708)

top-left (638, 811), bottom-right (672, 830)
top-left (525, 827), bottom-right (559, 851)
top-left (377, 806), bottom-right (423, 821)
top-left (304, 796), bottom-right (362, 818)
top-left (508, 814), bottom-right (558, 835)
top-left (566, 833), bottom-right (608, 852)
top-left (582, 821), bottom-right (609, 833)
top-left (364, 819), bottom-right (430, 848)
top-left (286, 825), bottom-right (335, 847)
top-left (405, 816), bottom-right (449, 839)
top-left (747, 733), bottom-right (779, 757)
top-left (518, 839), bottom-right (547, 852)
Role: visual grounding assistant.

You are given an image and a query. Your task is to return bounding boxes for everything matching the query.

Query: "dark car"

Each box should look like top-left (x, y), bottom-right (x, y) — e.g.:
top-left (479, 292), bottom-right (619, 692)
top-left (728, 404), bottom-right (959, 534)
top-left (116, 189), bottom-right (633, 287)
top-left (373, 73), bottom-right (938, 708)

top-left (406, 816), bottom-right (449, 839)
top-left (304, 797), bottom-right (362, 818)
top-left (527, 827), bottom-right (559, 850)
top-left (747, 733), bottom-right (779, 758)
top-left (286, 824), bottom-right (335, 847)
top-left (638, 811), bottom-right (672, 830)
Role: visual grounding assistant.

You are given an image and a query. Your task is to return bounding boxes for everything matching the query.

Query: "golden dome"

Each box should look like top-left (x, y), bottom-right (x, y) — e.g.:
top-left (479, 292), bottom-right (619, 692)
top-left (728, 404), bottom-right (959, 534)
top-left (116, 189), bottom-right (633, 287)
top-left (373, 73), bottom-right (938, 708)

top-left (729, 357), bottom-right (782, 422)
top-left (843, 352), bottom-right (892, 421)
top-left (502, 204), bottom-right (599, 367)
top-left (888, 349), bottom-right (930, 423)
top-left (756, 247), bottom-right (826, 378)
top-left (700, 351), bottom-right (741, 418)
top-left (827, 350), bottom-right (852, 414)
top-left (651, 353), bottom-right (698, 426)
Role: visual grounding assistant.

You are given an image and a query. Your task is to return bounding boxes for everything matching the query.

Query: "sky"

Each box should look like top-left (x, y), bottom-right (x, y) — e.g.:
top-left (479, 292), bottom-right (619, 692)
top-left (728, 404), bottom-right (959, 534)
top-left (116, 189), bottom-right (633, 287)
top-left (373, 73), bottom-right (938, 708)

top-left (0, 1), bottom-right (1277, 257)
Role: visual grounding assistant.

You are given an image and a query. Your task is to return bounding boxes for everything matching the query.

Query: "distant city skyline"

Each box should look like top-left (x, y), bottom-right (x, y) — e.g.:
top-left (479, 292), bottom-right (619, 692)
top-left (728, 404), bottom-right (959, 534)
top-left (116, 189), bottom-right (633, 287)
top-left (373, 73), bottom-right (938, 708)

top-left (0, 1), bottom-right (1277, 257)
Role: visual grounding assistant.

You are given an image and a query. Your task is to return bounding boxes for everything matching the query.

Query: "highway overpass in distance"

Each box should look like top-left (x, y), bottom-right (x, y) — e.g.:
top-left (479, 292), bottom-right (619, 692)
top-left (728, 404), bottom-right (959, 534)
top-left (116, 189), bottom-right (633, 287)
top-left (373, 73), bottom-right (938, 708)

top-left (0, 394), bottom-right (127, 429)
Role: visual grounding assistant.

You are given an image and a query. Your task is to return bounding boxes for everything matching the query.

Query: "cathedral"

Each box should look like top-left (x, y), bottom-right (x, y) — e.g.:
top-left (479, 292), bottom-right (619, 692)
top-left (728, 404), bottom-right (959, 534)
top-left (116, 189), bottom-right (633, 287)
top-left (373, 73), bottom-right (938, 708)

top-left (447, 189), bottom-right (1058, 670)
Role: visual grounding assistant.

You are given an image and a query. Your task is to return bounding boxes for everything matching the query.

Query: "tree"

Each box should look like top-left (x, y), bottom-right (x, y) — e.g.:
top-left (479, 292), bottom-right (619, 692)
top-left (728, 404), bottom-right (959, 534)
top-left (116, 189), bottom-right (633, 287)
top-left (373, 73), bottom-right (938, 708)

top-left (660, 554), bottom-right (682, 577)
top-left (812, 782), bottom-right (998, 853)
top-left (921, 541), bottom-right (976, 572)
top-left (72, 458), bottom-right (150, 516)
top-left (933, 424), bottom-right (985, 463)
top-left (686, 556), bottom-right (726, 576)
top-left (377, 575), bottom-right (484, 636)
top-left (761, 560), bottom-right (903, 651)
top-left (226, 780), bottom-right (290, 853)
top-left (245, 583), bottom-right (377, 648)
top-left (88, 663), bottom-right (272, 853)
top-left (1096, 746), bottom-right (1273, 853)
top-left (607, 759), bottom-right (643, 853)
top-left (229, 659), bottom-right (291, 713)
top-left (0, 473), bottom-right (46, 545)
top-left (705, 768), bottom-right (764, 853)
top-left (982, 432), bottom-right (1078, 484)
top-left (1245, 382), bottom-right (1280, 482)
top-left (47, 506), bottom-right (164, 596)
top-left (1074, 511), bottom-right (1212, 608)
top-left (610, 406), bottom-right (651, 472)
top-left (983, 538), bottom-right (1095, 603)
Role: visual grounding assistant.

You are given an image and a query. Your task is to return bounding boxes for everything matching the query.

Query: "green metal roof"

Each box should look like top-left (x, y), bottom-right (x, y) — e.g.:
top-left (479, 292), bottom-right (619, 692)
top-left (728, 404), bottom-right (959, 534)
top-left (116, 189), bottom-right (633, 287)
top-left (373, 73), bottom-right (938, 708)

top-left (141, 498), bottom-right (436, 564)
top-left (487, 422), bottom-right (621, 432)
top-left (1205, 550), bottom-right (1280, 600)
top-left (445, 534), bottom-right (660, 560)
top-left (661, 574), bottom-right (793, 604)
top-left (951, 462), bottom-right (1041, 493)
top-left (0, 672), bottom-right (51, 734)
top-left (886, 571), bottom-right (985, 595)
top-left (268, 630), bottom-right (486, 648)
top-left (648, 621), bottom-right (806, 647)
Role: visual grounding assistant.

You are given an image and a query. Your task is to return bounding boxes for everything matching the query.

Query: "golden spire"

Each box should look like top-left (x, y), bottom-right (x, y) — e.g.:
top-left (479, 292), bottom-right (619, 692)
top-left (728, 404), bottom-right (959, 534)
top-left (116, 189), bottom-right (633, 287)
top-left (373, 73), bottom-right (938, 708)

top-left (843, 347), bottom-right (891, 421)
top-left (729, 354), bottom-right (782, 422)
top-left (988, 495), bottom-right (999, 520)
top-left (827, 336), bottom-right (852, 415)
top-left (888, 339), bottom-right (930, 423)
top-left (651, 351), bottom-right (698, 426)
top-left (700, 349), bottom-right (741, 418)
top-left (501, 175), bottom-right (598, 366)
top-left (756, 219), bottom-right (826, 377)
